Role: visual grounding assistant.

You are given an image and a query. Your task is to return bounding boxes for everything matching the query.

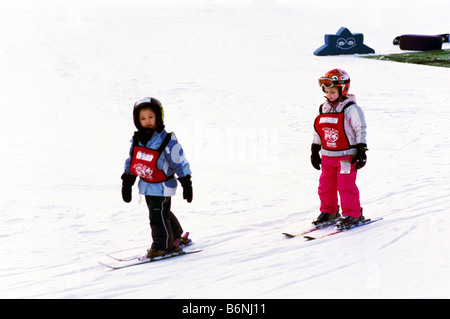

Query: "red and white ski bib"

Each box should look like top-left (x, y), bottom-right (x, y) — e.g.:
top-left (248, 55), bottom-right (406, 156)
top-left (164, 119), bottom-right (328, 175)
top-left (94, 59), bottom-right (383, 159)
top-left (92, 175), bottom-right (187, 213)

top-left (314, 105), bottom-right (352, 151)
top-left (129, 133), bottom-right (174, 183)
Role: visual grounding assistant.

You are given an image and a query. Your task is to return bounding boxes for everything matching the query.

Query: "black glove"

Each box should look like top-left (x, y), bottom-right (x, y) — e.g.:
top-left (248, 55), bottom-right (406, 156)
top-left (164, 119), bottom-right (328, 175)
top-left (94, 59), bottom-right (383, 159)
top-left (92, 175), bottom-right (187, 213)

top-left (121, 173), bottom-right (137, 203)
top-left (310, 144), bottom-right (321, 170)
top-left (352, 143), bottom-right (368, 169)
top-left (178, 175), bottom-right (193, 203)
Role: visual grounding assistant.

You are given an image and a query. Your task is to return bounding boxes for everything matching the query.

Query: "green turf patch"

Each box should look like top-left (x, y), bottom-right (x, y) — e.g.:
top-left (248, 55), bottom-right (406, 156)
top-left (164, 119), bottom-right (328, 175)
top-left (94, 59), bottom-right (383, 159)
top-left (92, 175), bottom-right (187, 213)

top-left (364, 49), bottom-right (450, 68)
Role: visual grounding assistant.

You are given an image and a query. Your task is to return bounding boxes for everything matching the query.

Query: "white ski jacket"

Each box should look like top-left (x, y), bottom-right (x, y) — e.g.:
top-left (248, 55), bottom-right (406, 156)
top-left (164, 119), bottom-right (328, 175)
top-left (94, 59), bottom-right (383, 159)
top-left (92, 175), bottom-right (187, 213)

top-left (312, 94), bottom-right (367, 157)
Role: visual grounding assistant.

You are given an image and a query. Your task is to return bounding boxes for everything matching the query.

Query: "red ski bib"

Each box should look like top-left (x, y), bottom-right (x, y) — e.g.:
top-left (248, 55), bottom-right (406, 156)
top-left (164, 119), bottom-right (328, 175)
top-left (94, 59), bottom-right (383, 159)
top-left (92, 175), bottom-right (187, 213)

top-left (314, 104), bottom-right (353, 151)
top-left (130, 133), bottom-right (174, 183)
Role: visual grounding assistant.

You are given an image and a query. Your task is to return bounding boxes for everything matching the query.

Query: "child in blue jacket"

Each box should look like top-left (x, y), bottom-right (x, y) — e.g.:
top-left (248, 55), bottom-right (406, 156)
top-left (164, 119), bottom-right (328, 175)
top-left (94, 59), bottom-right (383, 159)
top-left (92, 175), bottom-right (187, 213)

top-left (121, 97), bottom-right (193, 258)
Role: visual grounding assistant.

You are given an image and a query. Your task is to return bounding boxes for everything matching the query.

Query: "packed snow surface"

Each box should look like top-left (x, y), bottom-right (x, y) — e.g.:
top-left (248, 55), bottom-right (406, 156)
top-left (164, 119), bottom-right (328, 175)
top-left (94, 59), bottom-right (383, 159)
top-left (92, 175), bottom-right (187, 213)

top-left (1, 0), bottom-right (449, 298)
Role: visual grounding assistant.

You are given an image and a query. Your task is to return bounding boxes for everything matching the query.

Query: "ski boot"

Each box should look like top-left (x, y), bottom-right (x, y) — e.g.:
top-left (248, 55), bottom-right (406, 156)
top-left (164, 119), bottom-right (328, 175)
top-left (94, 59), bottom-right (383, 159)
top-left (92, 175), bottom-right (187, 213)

top-left (312, 207), bottom-right (340, 225)
top-left (147, 233), bottom-right (191, 259)
top-left (146, 246), bottom-right (181, 259)
top-left (175, 232), bottom-right (192, 247)
top-left (146, 248), bottom-right (169, 259)
top-left (335, 208), bottom-right (364, 230)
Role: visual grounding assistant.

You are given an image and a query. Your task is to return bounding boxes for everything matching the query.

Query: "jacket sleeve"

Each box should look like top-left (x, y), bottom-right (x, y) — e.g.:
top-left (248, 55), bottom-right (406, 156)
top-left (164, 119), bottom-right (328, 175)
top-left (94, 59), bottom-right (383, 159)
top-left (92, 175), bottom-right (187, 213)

top-left (165, 134), bottom-right (192, 178)
top-left (348, 104), bottom-right (367, 145)
top-left (312, 130), bottom-right (322, 145)
top-left (312, 112), bottom-right (322, 145)
top-left (123, 138), bottom-right (134, 174)
top-left (312, 104), bottom-right (324, 145)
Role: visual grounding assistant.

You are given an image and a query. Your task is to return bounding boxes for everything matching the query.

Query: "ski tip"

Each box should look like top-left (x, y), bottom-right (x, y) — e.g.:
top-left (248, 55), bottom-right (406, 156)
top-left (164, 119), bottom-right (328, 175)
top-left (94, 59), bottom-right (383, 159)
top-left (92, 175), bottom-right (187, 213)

top-left (100, 249), bottom-right (203, 270)
top-left (303, 236), bottom-right (316, 241)
top-left (282, 232), bottom-right (295, 238)
top-left (99, 261), bottom-right (118, 269)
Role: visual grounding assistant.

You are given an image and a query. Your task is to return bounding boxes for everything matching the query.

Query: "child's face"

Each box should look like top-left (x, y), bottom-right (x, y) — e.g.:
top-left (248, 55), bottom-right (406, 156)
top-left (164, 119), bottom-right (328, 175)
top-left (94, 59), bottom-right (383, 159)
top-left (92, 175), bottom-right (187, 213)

top-left (324, 87), bottom-right (340, 102)
top-left (139, 108), bottom-right (156, 130)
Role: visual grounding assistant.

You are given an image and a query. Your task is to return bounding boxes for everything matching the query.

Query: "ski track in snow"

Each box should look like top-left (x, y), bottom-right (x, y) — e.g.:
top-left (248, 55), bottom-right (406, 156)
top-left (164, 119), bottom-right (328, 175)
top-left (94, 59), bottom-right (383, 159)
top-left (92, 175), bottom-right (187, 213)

top-left (1, 0), bottom-right (450, 298)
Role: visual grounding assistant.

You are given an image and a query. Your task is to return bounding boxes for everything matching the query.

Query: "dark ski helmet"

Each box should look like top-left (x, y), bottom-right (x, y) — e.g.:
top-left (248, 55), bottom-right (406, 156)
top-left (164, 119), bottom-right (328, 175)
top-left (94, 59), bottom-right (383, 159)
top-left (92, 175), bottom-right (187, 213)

top-left (133, 97), bottom-right (165, 131)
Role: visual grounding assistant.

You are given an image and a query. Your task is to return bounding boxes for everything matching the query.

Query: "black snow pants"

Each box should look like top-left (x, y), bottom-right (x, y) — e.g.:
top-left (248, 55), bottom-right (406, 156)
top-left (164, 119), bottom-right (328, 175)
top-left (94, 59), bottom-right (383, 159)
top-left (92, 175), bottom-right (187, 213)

top-left (145, 196), bottom-right (183, 250)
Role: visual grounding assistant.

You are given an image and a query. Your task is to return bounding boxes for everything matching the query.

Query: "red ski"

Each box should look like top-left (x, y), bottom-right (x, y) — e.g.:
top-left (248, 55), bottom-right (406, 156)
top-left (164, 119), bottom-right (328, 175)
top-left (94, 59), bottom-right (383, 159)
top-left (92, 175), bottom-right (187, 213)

top-left (303, 217), bottom-right (383, 241)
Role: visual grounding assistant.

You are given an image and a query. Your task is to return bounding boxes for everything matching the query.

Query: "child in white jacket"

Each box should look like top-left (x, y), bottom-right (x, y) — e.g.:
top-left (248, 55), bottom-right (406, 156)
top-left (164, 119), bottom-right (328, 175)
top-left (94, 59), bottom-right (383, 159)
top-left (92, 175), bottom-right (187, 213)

top-left (311, 69), bottom-right (368, 230)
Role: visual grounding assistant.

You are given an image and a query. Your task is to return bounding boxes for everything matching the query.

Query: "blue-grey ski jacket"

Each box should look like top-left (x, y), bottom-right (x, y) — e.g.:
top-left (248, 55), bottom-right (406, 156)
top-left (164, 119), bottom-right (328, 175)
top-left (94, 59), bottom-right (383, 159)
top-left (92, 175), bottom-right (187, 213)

top-left (124, 129), bottom-right (192, 197)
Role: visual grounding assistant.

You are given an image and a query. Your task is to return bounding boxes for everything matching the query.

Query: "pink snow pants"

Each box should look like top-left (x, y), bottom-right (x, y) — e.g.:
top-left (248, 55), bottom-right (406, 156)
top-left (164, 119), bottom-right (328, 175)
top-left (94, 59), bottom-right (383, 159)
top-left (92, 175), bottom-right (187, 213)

top-left (319, 155), bottom-right (361, 218)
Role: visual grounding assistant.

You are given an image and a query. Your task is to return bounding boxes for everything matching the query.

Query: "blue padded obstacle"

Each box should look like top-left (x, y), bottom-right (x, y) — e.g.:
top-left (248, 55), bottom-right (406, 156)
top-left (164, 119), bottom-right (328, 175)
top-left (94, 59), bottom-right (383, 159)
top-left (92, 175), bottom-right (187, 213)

top-left (314, 27), bottom-right (375, 56)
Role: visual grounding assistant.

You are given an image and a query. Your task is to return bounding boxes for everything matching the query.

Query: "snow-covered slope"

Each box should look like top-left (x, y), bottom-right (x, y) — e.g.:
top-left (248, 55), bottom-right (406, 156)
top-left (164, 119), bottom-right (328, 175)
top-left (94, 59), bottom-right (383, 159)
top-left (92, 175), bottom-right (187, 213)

top-left (1, 0), bottom-right (449, 298)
